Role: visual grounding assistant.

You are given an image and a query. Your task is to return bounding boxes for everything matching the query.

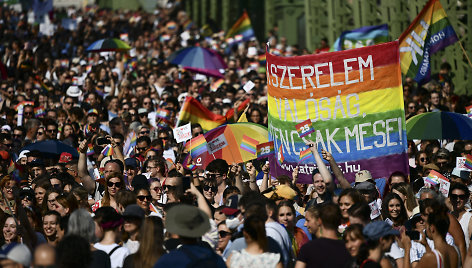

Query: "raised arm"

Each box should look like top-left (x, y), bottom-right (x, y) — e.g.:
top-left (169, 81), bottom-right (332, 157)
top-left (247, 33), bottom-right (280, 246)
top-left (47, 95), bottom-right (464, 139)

top-left (321, 149), bottom-right (351, 189)
top-left (78, 139), bottom-right (96, 195)
top-left (305, 140), bottom-right (333, 190)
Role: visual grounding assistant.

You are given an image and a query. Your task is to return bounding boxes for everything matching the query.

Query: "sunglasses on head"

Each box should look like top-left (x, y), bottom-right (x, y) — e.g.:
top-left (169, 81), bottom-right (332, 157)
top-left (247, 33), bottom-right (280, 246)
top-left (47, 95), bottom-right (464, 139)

top-left (137, 195), bottom-right (152, 201)
top-left (107, 181), bottom-right (122, 188)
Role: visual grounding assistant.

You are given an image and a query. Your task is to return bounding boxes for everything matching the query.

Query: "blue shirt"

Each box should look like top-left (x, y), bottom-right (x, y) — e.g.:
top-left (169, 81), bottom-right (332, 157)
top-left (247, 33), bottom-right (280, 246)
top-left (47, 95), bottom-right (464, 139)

top-left (154, 244), bottom-right (226, 268)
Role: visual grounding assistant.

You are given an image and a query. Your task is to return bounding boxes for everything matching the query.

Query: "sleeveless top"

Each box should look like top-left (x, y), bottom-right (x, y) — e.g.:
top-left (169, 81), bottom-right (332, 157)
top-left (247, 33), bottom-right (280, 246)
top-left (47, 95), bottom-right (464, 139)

top-left (431, 249), bottom-right (444, 268)
top-left (229, 249), bottom-right (280, 268)
top-left (459, 211), bottom-right (472, 249)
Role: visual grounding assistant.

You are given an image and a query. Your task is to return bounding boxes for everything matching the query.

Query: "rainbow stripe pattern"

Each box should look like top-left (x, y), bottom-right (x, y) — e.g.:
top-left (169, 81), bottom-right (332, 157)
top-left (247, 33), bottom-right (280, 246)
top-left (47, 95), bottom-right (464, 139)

top-left (295, 119), bottom-right (315, 138)
top-left (225, 11), bottom-right (255, 45)
top-left (465, 154), bottom-right (472, 170)
top-left (257, 141), bottom-right (275, 159)
top-left (267, 41), bottom-right (408, 183)
top-left (210, 78), bottom-right (224, 92)
top-left (240, 135), bottom-right (259, 155)
top-left (87, 144), bottom-right (95, 156)
top-left (188, 134), bottom-right (208, 158)
top-left (299, 148), bottom-right (313, 162)
top-left (102, 145), bottom-right (114, 157)
top-left (399, 0), bottom-right (458, 84)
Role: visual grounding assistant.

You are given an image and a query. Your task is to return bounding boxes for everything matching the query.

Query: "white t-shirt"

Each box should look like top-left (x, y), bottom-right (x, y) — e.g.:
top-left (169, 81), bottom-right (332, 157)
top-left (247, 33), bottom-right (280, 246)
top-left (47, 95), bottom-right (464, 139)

top-left (94, 243), bottom-right (130, 268)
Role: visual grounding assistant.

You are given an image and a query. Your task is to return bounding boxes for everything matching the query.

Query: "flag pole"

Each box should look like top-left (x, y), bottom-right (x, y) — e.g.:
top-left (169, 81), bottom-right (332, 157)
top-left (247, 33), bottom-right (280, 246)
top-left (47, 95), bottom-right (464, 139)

top-left (458, 41), bottom-right (472, 70)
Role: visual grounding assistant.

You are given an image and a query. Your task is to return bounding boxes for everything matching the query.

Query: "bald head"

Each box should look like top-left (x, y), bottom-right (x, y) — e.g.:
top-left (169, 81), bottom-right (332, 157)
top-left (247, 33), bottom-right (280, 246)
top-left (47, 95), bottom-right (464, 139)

top-left (34, 244), bottom-right (55, 267)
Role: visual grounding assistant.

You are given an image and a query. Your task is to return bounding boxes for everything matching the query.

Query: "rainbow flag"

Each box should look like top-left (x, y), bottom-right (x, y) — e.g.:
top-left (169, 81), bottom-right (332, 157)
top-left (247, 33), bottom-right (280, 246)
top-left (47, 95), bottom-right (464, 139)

top-left (188, 134), bottom-right (208, 158)
top-left (225, 11), bottom-right (255, 51)
top-left (186, 163), bottom-right (197, 171)
top-left (331, 24), bottom-right (389, 51)
top-left (178, 96), bottom-right (250, 132)
top-left (102, 145), bottom-right (114, 157)
top-left (466, 105), bottom-right (472, 118)
top-left (399, 0), bottom-right (458, 84)
top-left (34, 106), bottom-right (46, 117)
top-left (87, 144), bottom-right (95, 156)
top-left (210, 78), bottom-right (224, 92)
top-left (295, 119), bottom-right (315, 138)
top-left (156, 108), bottom-right (171, 121)
top-left (267, 41), bottom-right (408, 184)
top-left (425, 170), bottom-right (446, 185)
top-left (465, 154), bottom-right (472, 170)
top-left (277, 144), bottom-right (284, 166)
top-left (257, 141), bottom-right (275, 159)
top-left (299, 148), bottom-right (313, 162)
top-left (240, 135), bottom-right (259, 155)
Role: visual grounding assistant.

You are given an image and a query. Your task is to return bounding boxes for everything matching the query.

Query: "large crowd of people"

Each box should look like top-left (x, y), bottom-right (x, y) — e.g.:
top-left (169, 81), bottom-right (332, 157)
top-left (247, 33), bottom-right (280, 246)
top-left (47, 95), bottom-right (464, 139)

top-left (0, 2), bottom-right (471, 268)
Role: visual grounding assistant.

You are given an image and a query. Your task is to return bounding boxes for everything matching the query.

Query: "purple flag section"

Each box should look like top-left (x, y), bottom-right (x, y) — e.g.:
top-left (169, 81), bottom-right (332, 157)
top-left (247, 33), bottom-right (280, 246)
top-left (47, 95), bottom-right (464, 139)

top-left (270, 153), bottom-right (409, 184)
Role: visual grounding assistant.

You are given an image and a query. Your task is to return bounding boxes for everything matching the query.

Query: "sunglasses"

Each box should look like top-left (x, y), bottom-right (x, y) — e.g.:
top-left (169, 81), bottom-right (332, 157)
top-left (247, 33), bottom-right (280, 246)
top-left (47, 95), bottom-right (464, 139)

top-left (450, 194), bottom-right (468, 200)
top-left (107, 181), bottom-right (122, 188)
top-left (218, 231), bottom-right (230, 238)
top-left (137, 195), bottom-right (152, 201)
top-left (203, 185), bottom-right (217, 192)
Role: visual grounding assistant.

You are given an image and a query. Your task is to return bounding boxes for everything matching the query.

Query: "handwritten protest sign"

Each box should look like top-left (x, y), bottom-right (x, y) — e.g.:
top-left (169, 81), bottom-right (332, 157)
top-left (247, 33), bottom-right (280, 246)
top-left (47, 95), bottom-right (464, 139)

top-left (267, 41), bottom-right (408, 183)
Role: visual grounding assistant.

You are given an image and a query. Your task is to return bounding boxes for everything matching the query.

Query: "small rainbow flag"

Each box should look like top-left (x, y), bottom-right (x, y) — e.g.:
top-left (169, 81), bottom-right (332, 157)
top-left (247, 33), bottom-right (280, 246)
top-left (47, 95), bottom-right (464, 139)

top-left (34, 106), bottom-right (46, 117)
top-left (188, 134), bottom-right (208, 158)
top-left (210, 78), bottom-right (224, 92)
top-left (299, 148), bottom-right (313, 162)
top-left (277, 144), bottom-right (284, 165)
top-left (425, 170), bottom-right (446, 185)
top-left (295, 119), bottom-right (315, 138)
top-left (240, 135), bottom-right (259, 155)
top-left (186, 163), bottom-right (197, 171)
top-left (156, 108), bottom-right (171, 121)
top-left (465, 154), bottom-right (472, 170)
top-left (166, 21), bottom-right (177, 30)
top-left (101, 145), bottom-right (114, 157)
top-left (256, 141), bottom-right (274, 159)
top-left (87, 144), bottom-right (95, 156)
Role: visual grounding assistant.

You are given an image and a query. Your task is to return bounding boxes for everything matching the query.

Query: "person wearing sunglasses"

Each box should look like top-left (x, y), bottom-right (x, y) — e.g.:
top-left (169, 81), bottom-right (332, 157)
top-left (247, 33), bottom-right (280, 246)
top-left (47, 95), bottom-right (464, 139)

top-left (217, 220), bottom-right (234, 256)
top-left (92, 172), bottom-right (125, 212)
top-left (201, 177), bottom-right (218, 209)
top-left (135, 187), bottom-right (151, 216)
top-left (449, 183), bottom-right (472, 249)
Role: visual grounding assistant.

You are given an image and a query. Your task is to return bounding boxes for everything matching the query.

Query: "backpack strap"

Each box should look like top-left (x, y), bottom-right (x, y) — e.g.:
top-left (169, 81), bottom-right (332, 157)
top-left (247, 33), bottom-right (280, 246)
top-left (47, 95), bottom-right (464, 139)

top-left (108, 245), bottom-right (121, 257)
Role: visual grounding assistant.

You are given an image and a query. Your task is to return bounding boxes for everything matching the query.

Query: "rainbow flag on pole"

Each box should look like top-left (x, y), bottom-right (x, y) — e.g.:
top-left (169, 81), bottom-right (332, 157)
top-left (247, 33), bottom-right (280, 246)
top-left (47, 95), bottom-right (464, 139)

top-left (399, 0), bottom-right (458, 84)
top-left (295, 119), bottom-right (315, 138)
top-left (257, 141), bottom-right (275, 159)
top-left (267, 41), bottom-right (408, 184)
top-left (465, 154), bottom-right (472, 170)
top-left (299, 148), bottom-right (313, 162)
top-left (240, 135), bottom-right (259, 155)
top-left (188, 134), bottom-right (208, 158)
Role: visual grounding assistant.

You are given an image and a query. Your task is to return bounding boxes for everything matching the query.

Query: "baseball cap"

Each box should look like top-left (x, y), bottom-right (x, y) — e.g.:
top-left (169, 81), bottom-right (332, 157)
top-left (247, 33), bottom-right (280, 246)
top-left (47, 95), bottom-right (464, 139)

top-left (58, 152), bottom-right (72, 164)
top-left (0, 243), bottom-right (32, 267)
top-left (363, 221), bottom-right (399, 241)
top-left (221, 195), bottom-right (240, 216)
top-left (123, 204), bottom-right (145, 220)
top-left (355, 170), bottom-right (373, 183)
top-left (87, 109), bottom-right (99, 116)
top-left (124, 158), bottom-right (140, 169)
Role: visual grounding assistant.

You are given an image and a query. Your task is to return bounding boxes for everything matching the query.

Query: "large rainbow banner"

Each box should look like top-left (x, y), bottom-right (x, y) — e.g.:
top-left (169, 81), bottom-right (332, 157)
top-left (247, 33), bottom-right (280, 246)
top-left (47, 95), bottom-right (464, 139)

top-left (267, 41), bottom-right (409, 183)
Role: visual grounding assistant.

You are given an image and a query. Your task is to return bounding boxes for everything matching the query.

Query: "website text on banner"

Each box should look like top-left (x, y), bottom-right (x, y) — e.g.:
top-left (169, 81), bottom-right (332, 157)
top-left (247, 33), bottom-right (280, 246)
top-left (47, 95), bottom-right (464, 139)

top-left (266, 41), bottom-right (409, 184)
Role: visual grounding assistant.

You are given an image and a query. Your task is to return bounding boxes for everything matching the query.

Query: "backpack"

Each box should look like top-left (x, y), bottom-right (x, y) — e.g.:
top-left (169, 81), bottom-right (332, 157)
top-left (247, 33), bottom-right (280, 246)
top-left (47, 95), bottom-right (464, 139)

top-left (180, 246), bottom-right (221, 268)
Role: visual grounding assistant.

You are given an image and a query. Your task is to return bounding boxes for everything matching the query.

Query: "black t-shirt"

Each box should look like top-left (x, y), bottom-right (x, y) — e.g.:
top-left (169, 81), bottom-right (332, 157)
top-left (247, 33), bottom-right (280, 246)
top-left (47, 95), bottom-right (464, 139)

top-left (297, 238), bottom-right (352, 268)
